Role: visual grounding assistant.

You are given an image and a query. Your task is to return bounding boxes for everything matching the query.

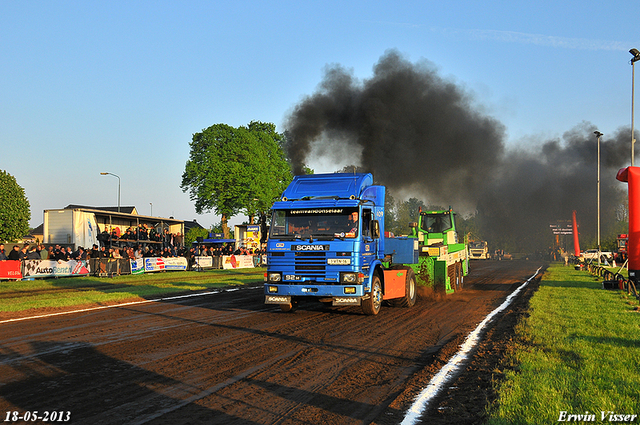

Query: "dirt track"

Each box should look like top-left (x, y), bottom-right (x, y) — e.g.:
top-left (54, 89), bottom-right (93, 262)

top-left (0, 260), bottom-right (543, 424)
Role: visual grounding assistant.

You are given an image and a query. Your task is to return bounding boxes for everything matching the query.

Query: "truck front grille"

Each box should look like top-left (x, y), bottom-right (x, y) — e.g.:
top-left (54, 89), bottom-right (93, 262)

top-left (294, 251), bottom-right (326, 279)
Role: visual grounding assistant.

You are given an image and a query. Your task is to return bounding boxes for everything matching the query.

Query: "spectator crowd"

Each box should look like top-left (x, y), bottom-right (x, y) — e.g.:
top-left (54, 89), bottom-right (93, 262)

top-left (97, 225), bottom-right (184, 250)
top-left (0, 242), bottom-right (264, 263)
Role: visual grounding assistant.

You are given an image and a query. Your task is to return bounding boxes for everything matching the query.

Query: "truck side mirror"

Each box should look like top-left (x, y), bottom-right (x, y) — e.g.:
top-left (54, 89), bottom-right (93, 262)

top-left (409, 222), bottom-right (417, 228)
top-left (371, 220), bottom-right (380, 239)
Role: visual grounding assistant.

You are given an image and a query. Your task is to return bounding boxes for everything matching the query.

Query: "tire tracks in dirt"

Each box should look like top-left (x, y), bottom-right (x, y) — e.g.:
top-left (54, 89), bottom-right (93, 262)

top-left (0, 261), bottom-right (543, 424)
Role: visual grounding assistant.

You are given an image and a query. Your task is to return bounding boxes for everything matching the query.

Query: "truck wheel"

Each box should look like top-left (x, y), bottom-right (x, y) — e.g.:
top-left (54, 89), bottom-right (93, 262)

top-left (447, 264), bottom-right (456, 293)
top-left (452, 262), bottom-right (459, 291)
top-left (457, 262), bottom-right (464, 290)
top-left (393, 268), bottom-right (417, 307)
top-left (280, 301), bottom-right (298, 312)
top-left (362, 274), bottom-right (382, 315)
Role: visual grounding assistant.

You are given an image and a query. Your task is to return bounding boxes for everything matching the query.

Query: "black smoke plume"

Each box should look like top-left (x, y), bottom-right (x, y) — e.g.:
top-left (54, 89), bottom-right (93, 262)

top-left (477, 125), bottom-right (630, 251)
top-left (284, 49), bottom-right (631, 252)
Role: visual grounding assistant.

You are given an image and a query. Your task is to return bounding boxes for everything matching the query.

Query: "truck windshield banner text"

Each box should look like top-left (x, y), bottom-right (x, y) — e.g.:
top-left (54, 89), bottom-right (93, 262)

top-left (290, 209), bottom-right (344, 215)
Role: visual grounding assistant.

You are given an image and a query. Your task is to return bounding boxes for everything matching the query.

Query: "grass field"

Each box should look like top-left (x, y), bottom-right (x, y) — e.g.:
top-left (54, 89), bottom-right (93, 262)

top-left (486, 263), bottom-right (640, 424)
top-left (0, 269), bottom-right (265, 313)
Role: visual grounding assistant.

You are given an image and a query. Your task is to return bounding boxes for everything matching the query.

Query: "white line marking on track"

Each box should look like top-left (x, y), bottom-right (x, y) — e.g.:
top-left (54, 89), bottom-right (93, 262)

top-left (0, 286), bottom-right (262, 325)
top-left (400, 267), bottom-right (542, 425)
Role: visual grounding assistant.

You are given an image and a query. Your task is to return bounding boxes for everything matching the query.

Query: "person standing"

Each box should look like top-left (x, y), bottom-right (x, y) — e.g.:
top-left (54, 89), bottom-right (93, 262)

top-left (7, 245), bottom-right (22, 261)
top-left (98, 228), bottom-right (110, 248)
top-left (26, 246), bottom-right (40, 260)
top-left (0, 244), bottom-right (7, 261)
top-left (73, 247), bottom-right (87, 261)
top-left (112, 248), bottom-right (122, 259)
top-left (89, 244), bottom-right (100, 259)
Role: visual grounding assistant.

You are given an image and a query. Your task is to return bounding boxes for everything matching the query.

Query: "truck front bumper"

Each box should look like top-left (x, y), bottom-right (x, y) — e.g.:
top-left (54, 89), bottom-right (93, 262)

top-left (265, 294), bottom-right (362, 306)
top-left (264, 283), bottom-right (364, 306)
top-left (264, 283), bottom-right (364, 297)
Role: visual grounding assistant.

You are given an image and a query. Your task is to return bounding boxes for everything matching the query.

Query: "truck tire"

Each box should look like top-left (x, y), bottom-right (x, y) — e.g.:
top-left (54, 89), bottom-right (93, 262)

top-left (456, 261), bottom-right (464, 290)
top-left (447, 264), bottom-right (456, 292)
top-left (452, 262), bottom-right (459, 291)
top-left (392, 268), bottom-right (417, 307)
top-left (362, 274), bottom-right (382, 315)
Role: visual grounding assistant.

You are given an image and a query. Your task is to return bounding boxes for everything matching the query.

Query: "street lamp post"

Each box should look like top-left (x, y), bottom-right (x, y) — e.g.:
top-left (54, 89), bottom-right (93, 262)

top-left (630, 49), bottom-right (640, 165)
top-left (100, 172), bottom-right (121, 212)
top-left (595, 131), bottom-right (603, 266)
top-left (150, 202), bottom-right (153, 216)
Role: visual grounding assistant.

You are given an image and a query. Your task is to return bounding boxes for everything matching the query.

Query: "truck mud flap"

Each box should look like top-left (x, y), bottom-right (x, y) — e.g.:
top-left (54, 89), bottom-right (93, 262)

top-left (333, 297), bottom-right (362, 306)
top-left (265, 295), bottom-right (291, 305)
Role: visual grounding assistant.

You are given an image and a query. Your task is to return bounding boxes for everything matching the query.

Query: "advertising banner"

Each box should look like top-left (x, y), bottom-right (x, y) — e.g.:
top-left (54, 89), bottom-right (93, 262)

top-left (144, 257), bottom-right (188, 272)
top-left (222, 255), bottom-right (255, 269)
top-left (244, 225), bottom-right (261, 251)
top-left (163, 257), bottom-right (188, 270)
top-left (195, 256), bottom-right (213, 268)
top-left (74, 212), bottom-right (98, 249)
top-left (144, 257), bottom-right (164, 272)
top-left (0, 261), bottom-right (22, 280)
top-left (22, 260), bottom-right (90, 278)
top-left (130, 259), bottom-right (145, 275)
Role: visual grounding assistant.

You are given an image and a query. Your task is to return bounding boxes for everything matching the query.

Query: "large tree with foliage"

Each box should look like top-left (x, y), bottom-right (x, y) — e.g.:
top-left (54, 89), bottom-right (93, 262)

top-left (393, 198), bottom-right (427, 236)
top-left (181, 122), bottom-right (292, 238)
top-left (0, 170), bottom-right (31, 242)
top-left (243, 121), bottom-right (293, 223)
top-left (184, 227), bottom-right (210, 247)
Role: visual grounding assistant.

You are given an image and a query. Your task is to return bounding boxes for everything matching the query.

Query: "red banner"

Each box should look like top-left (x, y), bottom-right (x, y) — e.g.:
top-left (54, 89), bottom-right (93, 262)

top-left (0, 261), bottom-right (23, 280)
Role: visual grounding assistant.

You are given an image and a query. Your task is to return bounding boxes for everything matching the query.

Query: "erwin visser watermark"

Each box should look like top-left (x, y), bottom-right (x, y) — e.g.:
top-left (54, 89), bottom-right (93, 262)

top-left (558, 411), bottom-right (638, 422)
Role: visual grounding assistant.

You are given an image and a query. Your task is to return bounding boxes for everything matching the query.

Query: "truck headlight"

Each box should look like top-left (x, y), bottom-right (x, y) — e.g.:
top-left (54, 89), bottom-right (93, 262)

top-left (344, 286), bottom-right (356, 294)
top-left (268, 272), bottom-right (282, 282)
top-left (267, 285), bottom-right (279, 293)
top-left (340, 272), bottom-right (357, 283)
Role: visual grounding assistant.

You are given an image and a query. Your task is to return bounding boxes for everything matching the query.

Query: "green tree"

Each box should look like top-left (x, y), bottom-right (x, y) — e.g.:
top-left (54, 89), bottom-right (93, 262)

top-left (337, 165), bottom-right (365, 174)
top-left (243, 121), bottom-right (293, 224)
top-left (0, 170), bottom-right (31, 242)
top-left (209, 221), bottom-right (224, 234)
top-left (394, 198), bottom-right (426, 236)
top-left (384, 189), bottom-right (398, 235)
top-left (184, 227), bottom-right (210, 247)
top-left (456, 212), bottom-right (481, 242)
top-left (181, 122), bottom-right (292, 238)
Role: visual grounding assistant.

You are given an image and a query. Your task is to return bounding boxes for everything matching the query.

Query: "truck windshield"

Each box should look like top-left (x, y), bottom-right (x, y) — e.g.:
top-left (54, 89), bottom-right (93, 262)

top-left (421, 213), bottom-right (452, 233)
top-left (270, 208), bottom-right (359, 239)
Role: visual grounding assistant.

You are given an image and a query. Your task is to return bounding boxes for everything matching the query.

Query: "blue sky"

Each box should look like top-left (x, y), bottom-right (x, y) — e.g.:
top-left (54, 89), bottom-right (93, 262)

top-left (1, 1), bottom-right (639, 228)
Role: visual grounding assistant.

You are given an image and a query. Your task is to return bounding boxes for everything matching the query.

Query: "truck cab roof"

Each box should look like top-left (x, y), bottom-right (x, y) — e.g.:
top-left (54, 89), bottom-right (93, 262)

top-left (280, 173), bottom-right (374, 201)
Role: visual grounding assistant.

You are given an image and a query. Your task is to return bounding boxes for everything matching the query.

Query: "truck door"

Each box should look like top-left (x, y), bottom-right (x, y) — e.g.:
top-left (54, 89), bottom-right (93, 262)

top-left (361, 209), bottom-right (375, 270)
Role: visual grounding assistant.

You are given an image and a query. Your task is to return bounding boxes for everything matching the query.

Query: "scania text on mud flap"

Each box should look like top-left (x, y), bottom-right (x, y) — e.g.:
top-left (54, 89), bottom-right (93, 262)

top-left (264, 173), bottom-right (469, 315)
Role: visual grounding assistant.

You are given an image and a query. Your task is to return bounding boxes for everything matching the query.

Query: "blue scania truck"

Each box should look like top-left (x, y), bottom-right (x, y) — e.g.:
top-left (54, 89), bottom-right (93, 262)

top-left (264, 173), bottom-right (468, 315)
